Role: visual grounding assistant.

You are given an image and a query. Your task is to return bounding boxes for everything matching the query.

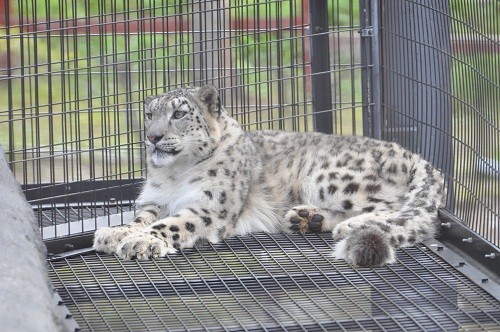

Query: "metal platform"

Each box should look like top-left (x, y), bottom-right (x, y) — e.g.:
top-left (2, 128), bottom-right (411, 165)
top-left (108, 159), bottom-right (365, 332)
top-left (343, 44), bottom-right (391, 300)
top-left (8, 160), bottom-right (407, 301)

top-left (48, 232), bottom-right (500, 332)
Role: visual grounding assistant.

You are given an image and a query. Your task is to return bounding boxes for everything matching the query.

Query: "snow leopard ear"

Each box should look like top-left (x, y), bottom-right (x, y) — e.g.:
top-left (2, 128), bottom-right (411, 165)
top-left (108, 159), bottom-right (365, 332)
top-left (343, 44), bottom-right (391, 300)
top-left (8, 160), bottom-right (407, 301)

top-left (197, 84), bottom-right (218, 104)
top-left (196, 85), bottom-right (221, 117)
top-left (144, 95), bottom-right (158, 109)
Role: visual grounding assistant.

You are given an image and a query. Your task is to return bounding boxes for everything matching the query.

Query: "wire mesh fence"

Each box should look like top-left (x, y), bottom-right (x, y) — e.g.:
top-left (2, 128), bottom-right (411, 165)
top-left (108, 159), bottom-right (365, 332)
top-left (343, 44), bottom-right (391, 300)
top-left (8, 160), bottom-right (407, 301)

top-left (0, 0), bottom-right (499, 247)
top-left (0, 0), bottom-right (365, 237)
top-left (447, 1), bottom-right (500, 246)
top-left (378, 0), bottom-right (499, 246)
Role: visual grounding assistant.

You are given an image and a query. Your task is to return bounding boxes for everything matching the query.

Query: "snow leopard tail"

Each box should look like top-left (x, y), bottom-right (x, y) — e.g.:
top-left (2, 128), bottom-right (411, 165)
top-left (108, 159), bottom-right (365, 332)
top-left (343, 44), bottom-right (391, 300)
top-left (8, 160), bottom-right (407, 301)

top-left (334, 225), bottom-right (395, 267)
top-left (333, 157), bottom-right (445, 267)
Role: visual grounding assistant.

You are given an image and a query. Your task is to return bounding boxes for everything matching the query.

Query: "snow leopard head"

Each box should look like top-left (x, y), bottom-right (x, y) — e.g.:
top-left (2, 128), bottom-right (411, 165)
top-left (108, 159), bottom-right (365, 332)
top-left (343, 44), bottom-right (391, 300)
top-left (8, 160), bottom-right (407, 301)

top-left (143, 85), bottom-right (227, 167)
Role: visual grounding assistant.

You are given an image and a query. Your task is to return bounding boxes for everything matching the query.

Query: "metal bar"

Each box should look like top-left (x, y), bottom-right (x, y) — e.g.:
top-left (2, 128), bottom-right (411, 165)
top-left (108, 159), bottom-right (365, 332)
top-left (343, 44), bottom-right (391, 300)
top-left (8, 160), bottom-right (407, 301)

top-left (45, 231), bottom-right (95, 257)
top-left (370, 0), bottom-right (382, 139)
top-left (4, 0), bottom-right (15, 165)
top-left (308, 0), bottom-right (333, 134)
top-left (360, 0), bottom-right (373, 138)
top-left (424, 236), bottom-right (500, 302)
top-left (438, 209), bottom-right (500, 280)
top-left (360, 0), bottom-right (382, 139)
top-left (22, 179), bottom-right (142, 204)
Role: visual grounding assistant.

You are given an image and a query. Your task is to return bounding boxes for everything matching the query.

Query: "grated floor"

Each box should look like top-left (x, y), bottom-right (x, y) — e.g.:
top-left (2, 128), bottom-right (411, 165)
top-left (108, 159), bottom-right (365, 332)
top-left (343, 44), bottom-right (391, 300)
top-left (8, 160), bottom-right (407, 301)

top-left (48, 233), bottom-right (500, 331)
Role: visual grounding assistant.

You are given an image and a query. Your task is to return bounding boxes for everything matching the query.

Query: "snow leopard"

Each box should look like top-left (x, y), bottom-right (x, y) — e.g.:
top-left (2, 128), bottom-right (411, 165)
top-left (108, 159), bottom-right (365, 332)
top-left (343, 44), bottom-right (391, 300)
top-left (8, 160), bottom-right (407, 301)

top-left (93, 85), bottom-right (445, 267)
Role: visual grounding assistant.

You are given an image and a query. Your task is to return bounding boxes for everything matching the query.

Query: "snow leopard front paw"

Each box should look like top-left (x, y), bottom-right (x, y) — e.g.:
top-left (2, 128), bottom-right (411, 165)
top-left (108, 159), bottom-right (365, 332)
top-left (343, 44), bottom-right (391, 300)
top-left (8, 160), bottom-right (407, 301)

top-left (285, 205), bottom-right (324, 233)
top-left (116, 232), bottom-right (176, 260)
top-left (93, 225), bottom-right (137, 255)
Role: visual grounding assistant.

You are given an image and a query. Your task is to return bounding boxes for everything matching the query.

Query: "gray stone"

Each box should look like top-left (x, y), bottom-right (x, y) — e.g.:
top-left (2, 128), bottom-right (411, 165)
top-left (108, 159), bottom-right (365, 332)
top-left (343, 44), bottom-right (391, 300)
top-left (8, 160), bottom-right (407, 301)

top-left (0, 145), bottom-right (64, 332)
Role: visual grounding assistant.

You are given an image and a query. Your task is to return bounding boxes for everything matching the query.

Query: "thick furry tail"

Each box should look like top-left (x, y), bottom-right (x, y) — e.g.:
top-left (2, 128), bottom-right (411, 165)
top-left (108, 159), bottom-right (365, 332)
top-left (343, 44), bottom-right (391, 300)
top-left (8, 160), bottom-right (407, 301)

top-left (333, 156), bottom-right (445, 267)
top-left (333, 226), bottom-right (396, 267)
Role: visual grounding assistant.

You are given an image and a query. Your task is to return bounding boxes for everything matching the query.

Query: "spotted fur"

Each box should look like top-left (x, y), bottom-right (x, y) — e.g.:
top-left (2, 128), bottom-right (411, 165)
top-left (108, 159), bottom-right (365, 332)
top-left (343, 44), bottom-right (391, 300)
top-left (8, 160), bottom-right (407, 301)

top-left (93, 85), bottom-right (445, 267)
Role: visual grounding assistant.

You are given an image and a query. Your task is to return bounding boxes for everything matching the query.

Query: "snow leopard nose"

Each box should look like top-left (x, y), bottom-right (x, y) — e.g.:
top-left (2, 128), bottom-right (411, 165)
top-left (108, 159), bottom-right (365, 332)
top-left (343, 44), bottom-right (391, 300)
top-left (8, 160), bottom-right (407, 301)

top-left (147, 135), bottom-right (164, 144)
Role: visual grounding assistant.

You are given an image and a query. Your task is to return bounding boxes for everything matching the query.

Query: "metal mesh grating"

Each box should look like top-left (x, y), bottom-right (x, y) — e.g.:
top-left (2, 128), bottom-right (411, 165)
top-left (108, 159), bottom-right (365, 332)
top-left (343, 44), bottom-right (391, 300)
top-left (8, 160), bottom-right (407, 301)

top-left (49, 233), bottom-right (500, 331)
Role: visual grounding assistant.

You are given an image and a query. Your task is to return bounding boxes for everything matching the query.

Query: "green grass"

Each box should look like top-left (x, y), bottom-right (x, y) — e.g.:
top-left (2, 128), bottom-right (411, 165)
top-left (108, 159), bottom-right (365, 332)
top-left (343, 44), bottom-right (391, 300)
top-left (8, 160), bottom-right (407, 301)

top-left (451, 0), bottom-right (500, 35)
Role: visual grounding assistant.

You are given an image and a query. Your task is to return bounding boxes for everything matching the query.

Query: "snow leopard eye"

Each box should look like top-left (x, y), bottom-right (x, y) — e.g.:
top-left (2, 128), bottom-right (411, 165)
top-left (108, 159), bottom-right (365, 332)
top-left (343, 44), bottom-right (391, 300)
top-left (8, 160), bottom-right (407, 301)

top-left (173, 110), bottom-right (187, 119)
top-left (145, 112), bottom-right (153, 120)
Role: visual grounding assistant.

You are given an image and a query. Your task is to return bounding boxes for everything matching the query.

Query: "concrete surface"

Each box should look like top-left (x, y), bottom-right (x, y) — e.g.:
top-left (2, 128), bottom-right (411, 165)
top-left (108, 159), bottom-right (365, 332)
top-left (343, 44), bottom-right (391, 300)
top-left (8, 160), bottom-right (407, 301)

top-left (0, 145), bottom-right (64, 332)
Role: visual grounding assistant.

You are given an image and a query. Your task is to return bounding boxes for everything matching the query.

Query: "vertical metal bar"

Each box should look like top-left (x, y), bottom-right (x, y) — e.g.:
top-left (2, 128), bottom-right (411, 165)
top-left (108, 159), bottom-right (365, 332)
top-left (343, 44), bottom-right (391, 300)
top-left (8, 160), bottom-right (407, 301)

top-left (308, 0), bottom-right (333, 134)
top-left (360, 0), bottom-right (382, 140)
top-left (359, 0), bottom-right (382, 139)
top-left (276, 0), bottom-right (284, 131)
top-left (4, 0), bottom-right (14, 166)
top-left (192, 0), bottom-right (214, 85)
top-left (370, 0), bottom-right (382, 140)
top-left (192, 0), bottom-right (203, 84)
top-left (360, 0), bottom-right (372, 138)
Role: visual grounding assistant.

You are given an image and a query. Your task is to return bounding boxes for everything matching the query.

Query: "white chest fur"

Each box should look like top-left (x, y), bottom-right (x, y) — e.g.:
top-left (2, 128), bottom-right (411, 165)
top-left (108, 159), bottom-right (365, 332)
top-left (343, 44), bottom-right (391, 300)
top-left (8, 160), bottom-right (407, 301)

top-left (136, 169), bottom-right (204, 215)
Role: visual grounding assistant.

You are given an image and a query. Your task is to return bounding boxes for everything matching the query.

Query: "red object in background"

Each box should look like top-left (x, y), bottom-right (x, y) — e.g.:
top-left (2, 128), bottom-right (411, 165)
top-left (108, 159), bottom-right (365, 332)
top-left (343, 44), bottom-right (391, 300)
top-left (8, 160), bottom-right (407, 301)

top-left (0, 0), bottom-right (8, 27)
top-left (0, 0), bottom-right (314, 72)
top-left (0, 0), bottom-right (11, 70)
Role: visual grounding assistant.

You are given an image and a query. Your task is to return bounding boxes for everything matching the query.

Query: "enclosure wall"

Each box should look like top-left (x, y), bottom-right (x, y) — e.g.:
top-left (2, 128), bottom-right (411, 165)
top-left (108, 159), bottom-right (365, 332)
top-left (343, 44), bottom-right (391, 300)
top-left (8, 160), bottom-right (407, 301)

top-left (377, 0), bottom-right (499, 245)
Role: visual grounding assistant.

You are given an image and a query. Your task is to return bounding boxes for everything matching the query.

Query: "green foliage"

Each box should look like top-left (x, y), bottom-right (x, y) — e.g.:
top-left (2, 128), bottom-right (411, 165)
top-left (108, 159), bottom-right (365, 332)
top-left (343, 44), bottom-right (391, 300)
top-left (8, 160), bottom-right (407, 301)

top-left (11, 0), bottom-right (182, 20)
top-left (450, 0), bottom-right (500, 35)
top-left (451, 53), bottom-right (500, 111)
top-left (329, 0), bottom-right (360, 26)
top-left (228, 0), bottom-right (359, 26)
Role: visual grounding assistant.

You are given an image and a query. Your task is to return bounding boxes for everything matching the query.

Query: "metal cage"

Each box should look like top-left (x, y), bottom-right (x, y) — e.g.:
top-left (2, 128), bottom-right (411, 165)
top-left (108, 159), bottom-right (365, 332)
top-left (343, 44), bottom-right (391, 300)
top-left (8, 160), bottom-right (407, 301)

top-left (1, 0), bottom-right (499, 331)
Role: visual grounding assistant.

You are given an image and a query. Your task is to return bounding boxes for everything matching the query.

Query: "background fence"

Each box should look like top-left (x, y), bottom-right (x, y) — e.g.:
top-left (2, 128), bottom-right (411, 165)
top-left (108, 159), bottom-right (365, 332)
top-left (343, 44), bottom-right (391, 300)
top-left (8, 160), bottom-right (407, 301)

top-left (0, 0), bottom-right (498, 246)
